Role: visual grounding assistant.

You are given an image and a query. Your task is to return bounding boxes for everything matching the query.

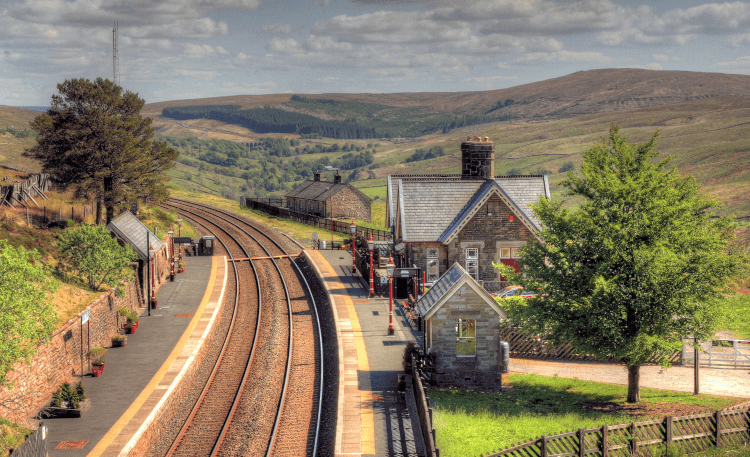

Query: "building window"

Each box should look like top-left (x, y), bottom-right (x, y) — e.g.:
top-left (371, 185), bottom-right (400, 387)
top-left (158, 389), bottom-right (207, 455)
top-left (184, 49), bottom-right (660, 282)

top-left (511, 247), bottom-right (522, 258)
top-left (499, 247), bottom-right (511, 259)
top-left (465, 248), bottom-right (478, 280)
top-left (456, 318), bottom-right (476, 356)
top-left (426, 248), bottom-right (439, 283)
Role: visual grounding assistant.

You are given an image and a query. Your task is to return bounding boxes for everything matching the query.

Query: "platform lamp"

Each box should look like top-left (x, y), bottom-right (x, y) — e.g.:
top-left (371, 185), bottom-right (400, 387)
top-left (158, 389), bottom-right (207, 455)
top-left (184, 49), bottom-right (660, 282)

top-left (387, 255), bottom-right (395, 336)
top-left (367, 234), bottom-right (375, 298)
top-left (177, 217), bottom-right (183, 263)
top-left (350, 220), bottom-right (357, 270)
top-left (149, 243), bottom-right (157, 309)
top-left (168, 229), bottom-right (174, 282)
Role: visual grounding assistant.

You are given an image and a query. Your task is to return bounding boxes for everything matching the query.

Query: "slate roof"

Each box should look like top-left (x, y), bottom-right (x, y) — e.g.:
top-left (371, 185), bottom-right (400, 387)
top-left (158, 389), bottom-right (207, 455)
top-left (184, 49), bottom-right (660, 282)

top-left (415, 262), bottom-right (506, 320)
top-left (391, 175), bottom-right (549, 243)
top-left (415, 262), bottom-right (465, 317)
top-left (107, 210), bottom-right (164, 262)
top-left (285, 180), bottom-right (346, 201)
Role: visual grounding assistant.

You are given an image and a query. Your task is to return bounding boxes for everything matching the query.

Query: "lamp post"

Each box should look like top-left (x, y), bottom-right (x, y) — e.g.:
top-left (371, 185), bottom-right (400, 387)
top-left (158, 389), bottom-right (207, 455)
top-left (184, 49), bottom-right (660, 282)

top-left (168, 229), bottom-right (174, 282)
top-left (177, 217), bottom-right (182, 264)
top-left (367, 234), bottom-right (375, 298)
top-left (149, 243), bottom-right (157, 309)
top-left (350, 221), bottom-right (357, 270)
top-left (387, 255), bottom-right (395, 336)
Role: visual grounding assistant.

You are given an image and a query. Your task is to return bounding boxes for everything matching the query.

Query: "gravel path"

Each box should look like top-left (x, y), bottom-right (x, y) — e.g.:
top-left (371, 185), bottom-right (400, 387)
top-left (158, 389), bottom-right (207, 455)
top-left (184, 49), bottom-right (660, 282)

top-left (510, 359), bottom-right (750, 399)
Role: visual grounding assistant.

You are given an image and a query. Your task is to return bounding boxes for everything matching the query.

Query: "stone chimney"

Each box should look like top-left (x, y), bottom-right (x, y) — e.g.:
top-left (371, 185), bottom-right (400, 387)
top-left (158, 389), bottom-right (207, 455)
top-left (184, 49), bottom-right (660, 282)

top-left (461, 136), bottom-right (495, 180)
top-left (333, 171), bottom-right (342, 184)
top-left (313, 170), bottom-right (321, 182)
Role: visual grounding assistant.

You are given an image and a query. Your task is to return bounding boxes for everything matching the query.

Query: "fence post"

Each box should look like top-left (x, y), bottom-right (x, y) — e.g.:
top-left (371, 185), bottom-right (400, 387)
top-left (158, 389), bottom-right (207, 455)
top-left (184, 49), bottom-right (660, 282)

top-left (44, 206), bottom-right (46, 223)
top-left (541, 435), bottom-right (548, 457)
top-left (666, 416), bottom-right (673, 450)
top-left (630, 422), bottom-right (637, 455)
top-left (578, 428), bottom-right (585, 457)
top-left (601, 424), bottom-right (608, 457)
top-left (715, 410), bottom-right (721, 447)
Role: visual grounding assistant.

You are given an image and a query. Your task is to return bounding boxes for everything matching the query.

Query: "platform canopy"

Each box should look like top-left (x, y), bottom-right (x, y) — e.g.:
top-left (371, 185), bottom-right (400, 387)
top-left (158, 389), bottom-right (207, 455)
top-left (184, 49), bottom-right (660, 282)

top-left (107, 210), bottom-right (164, 262)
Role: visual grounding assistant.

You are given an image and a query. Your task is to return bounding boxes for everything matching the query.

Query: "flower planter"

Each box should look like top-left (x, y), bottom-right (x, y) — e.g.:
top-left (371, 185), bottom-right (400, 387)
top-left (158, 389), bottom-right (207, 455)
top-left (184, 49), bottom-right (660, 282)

top-left (46, 399), bottom-right (91, 418)
top-left (125, 323), bottom-right (137, 334)
top-left (92, 362), bottom-right (105, 373)
top-left (178, 267), bottom-right (185, 273)
top-left (112, 339), bottom-right (127, 348)
top-left (93, 369), bottom-right (102, 377)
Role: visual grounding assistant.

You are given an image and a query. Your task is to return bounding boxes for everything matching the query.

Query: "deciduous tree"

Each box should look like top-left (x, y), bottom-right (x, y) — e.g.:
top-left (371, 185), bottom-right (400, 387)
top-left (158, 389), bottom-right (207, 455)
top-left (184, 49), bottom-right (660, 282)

top-left (0, 241), bottom-right (57, 388)
top-left (26, 78), bottom-right (177, 224)
top-left (497, 125), bottom-right (747, 403)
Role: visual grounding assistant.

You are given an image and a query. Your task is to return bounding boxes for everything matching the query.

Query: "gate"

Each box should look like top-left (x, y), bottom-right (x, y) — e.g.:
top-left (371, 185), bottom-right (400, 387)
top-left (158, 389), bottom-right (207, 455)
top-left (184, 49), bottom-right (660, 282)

top-left (682, 338), bottom-right (750, 368)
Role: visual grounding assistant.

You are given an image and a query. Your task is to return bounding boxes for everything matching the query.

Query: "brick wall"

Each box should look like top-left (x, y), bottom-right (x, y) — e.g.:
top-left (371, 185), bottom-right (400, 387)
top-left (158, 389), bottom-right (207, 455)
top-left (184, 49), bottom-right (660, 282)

top-left (427, 283), bottom-right (501, 391)
top-left (0, 243), bottom-right (171, 427)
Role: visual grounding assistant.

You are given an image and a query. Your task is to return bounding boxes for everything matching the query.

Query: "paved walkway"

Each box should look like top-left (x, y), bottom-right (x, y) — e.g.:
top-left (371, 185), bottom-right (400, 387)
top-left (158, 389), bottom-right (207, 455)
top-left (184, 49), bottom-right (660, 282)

top-left (511, 358), bottom-right (750, 399)
top-left (45, 255), bottom-right (226, 457)
top-left (306, 249), bottom-right (423, 457)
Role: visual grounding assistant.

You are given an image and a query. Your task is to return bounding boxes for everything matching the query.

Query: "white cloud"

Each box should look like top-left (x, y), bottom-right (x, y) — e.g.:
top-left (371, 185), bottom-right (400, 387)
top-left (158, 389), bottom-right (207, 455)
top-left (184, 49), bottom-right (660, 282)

top-left (713, 56), bottom-right (750, 68)
top-left (184, 43), bottom-right (221, 58)
top-left (174, 69), bottom-right (220, 80)
top-left (620, 63), bottom-right (664, 71)
top-left (257, 23), bottom-right (300, 34)
top-left (517, 50), bottom-right (613, 64)
top-left (267, 37), bottom-right (303, 54)
top-left (653, 54), bottom-right (669, 62)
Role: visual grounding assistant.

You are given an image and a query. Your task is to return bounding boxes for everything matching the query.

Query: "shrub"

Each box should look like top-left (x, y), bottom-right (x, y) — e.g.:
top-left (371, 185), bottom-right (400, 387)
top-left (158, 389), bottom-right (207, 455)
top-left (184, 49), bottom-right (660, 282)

top-left (559, 161), bottom-right (575, 173)
top-left (86, 348), bottom-right (107, 364)
top-left (126, 311), bottom-right (139, 326)
top-left (112, 335), bottom-right (127, 344)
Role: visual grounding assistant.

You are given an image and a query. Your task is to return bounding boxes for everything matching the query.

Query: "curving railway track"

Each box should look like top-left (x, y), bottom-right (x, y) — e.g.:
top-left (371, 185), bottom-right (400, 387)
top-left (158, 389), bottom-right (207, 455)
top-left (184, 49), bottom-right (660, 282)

top-left (159, 198), bottom-right (324, 457)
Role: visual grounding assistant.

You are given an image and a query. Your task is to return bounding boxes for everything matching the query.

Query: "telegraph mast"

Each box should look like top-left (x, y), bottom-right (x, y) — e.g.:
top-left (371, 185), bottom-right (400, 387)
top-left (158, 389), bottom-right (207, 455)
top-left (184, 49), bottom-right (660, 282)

top-left (112, 22), bottom-right (120, 86)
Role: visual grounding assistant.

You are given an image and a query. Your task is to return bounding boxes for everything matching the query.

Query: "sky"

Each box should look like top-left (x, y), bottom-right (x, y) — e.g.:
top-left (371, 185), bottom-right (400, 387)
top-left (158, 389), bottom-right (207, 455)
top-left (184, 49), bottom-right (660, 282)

top-left (2, 0), bottom-right (750, 106)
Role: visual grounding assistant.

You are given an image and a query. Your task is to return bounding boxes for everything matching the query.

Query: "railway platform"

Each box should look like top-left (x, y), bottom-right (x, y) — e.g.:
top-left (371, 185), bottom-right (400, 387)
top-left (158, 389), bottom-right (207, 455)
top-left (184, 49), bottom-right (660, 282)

top-left (305, 249), bottom-right (424, 457)
top-left (46, 254), bottom-right (227, 457)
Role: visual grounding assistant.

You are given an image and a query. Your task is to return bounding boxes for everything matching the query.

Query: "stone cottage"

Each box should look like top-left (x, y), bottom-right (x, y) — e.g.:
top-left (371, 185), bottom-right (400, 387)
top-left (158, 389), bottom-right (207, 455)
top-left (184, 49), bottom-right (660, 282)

top-left (386, 136), bottom-right (549, 291)
top-left (285, 170), bottom-right (372, 222)
top-left (415, 262), bottom-right (507, 390)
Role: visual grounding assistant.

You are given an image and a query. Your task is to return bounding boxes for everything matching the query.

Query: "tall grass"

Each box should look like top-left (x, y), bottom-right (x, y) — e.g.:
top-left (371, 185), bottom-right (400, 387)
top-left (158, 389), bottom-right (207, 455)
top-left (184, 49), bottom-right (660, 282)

top-left (722, 294), bottom-right (750, 340)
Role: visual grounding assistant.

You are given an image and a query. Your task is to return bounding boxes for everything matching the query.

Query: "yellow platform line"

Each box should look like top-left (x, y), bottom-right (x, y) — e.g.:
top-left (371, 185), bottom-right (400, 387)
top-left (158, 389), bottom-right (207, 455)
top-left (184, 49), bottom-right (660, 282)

top-left (308, 250), bottom-right (375, 456)
top-left (86, 257), bottom-right (219, 457)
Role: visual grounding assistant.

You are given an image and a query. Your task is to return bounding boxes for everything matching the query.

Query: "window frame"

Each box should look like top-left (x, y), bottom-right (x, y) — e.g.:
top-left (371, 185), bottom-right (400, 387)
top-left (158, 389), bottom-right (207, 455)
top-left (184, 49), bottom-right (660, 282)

top-left (465, 248), bottom-right (479, 280)
top-left (426, 248), bottom-right (439, 283)
top-left (456, 318), bottom-right (476, 357)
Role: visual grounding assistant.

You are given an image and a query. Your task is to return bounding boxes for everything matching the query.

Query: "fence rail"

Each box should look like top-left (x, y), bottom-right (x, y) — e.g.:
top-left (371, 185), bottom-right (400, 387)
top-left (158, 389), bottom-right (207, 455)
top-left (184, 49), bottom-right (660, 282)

top-left (412, 352), bottom-right (439, 457)
top-left (245, 197), bottom-right (392, 241)
top-left (0, 203), bottom-right (97, 227)
top-left (1, 173), bottom-right (52, 207)
top-left (499, 326), bottom-right (682, 365)
top-left (681, 338), bottom-right (750, 368)
top-left (9, 423), bottom-right (48, 457)
top-left (483, 407), bottom-right (750, 457)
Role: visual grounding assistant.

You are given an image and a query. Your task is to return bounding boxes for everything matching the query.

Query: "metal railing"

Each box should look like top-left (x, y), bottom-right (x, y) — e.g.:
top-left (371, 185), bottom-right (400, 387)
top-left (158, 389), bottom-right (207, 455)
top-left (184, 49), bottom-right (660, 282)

top-left (681, 338), bottom-right (750, 368)
top-left (411, 352), bottom-right (439, 457)
top-left (8, 423), bottom-right (48, 457)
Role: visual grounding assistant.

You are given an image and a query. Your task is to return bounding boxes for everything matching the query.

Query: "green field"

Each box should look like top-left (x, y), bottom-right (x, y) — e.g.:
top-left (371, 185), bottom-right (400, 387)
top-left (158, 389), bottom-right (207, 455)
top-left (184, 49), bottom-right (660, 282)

top-left (432, 374), bottom-right (745, 457)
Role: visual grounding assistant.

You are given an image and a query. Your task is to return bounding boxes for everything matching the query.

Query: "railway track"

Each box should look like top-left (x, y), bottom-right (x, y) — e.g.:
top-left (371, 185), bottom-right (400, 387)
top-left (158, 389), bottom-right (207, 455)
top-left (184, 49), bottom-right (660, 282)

top-left (161, 198), bottom-right (324, 457)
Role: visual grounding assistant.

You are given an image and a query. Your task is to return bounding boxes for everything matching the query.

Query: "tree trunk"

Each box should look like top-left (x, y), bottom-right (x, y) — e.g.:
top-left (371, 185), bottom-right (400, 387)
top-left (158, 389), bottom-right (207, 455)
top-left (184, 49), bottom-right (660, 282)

top-left (96, 200), bottom-right (103, 225)
top-left (104, 177), bottom-right (114, 226)
top-left (627, 365), bottom-right (641, 403)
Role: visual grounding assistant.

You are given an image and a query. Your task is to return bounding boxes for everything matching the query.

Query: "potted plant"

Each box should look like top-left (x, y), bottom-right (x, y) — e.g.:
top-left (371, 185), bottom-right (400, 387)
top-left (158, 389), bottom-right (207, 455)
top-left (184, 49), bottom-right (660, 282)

top-left (86, 348), bottom-right (107, 376)
top-left (46, 382), bottom-right (90, 418)
top-left (111, 334), bottom-right (127, 347)
top-left (124, 310), bottom-right (139, 334)
top-left (178, 260), bottom-right (185, 273)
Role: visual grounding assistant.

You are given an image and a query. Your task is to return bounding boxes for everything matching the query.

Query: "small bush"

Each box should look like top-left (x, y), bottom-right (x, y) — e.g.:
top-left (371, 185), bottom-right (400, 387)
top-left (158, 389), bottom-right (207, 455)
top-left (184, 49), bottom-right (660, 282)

top-left (126, 311), bottom-right (139, 326)
top-left (559, 161), bottom-right (575, 173)
top-left (111, 335), bottom-right (126, 343)
top-left (86, 347), bottom-right (107, 363)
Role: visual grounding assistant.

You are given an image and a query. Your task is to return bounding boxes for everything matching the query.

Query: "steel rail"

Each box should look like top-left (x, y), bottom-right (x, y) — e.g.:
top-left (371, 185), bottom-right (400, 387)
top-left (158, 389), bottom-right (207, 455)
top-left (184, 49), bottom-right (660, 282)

top-left (162, 211), bottom-right (261, 457)
top-left (169, 197), bottom-right (325, 456)
top-left (167, 199), bottom-right (296, 457)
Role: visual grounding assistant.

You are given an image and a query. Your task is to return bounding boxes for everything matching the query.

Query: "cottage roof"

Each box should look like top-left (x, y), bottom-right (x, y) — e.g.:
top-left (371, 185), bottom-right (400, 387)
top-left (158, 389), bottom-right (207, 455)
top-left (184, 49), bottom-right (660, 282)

top-left (391, 175), bottom-right (549, 242)
top-left (386, 174), bottom-right (462, 228)
top-left (107, 210), bottom-right (164, 262)
top-left (285, 180), bottom-right (372, 203)
top-left (415, 262), bottom-right (507, 320)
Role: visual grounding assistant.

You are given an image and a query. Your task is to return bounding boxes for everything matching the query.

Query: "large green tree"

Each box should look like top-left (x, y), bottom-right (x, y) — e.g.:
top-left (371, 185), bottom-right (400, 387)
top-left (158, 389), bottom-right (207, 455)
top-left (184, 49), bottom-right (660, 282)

top-left (0, 241), bottom-right (57, 388)
top-left (59, 225), bottom-right (137, 291)
top-left (26, 78), bottom-right (177, 224)
top-left (498, 125), bottom-right (747, 403)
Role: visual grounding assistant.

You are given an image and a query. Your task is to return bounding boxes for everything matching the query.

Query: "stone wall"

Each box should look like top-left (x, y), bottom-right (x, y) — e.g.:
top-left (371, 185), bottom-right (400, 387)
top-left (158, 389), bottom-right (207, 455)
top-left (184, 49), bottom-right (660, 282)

top-left (427, 283), bottom-right (501, 391)
top-left (0, 243), bottom-right (171, 427)
top-left (329, 187), bottom-right (372, 222)
top-left (447, 194), bottom-right (534, 282)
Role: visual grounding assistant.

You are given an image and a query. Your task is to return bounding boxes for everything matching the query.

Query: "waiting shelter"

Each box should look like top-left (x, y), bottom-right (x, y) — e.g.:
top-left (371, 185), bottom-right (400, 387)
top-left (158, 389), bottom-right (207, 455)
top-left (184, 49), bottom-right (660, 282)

top-left (415, 262), bottom-right (507, 390)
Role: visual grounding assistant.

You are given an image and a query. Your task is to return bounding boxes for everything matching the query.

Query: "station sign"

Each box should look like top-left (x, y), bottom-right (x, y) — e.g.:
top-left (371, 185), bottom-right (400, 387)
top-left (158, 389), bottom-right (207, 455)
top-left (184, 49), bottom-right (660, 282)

top-left (172, 237), bottom-right (192, 244)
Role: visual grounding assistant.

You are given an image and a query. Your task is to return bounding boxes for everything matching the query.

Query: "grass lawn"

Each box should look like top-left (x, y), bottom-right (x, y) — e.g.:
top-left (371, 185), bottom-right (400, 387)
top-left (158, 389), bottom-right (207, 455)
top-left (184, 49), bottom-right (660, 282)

top-left (431, 373), bottom-right (746, 457)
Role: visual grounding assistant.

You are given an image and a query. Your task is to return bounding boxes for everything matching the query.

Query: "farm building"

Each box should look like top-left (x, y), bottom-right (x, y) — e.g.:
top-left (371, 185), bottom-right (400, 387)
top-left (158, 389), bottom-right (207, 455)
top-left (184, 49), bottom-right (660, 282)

top-left (416, 262), bottom-right (508, 390)
top-left (386, 136), bottom-right (549, 292)
top-left (285, 170), bottom-right (372, 222)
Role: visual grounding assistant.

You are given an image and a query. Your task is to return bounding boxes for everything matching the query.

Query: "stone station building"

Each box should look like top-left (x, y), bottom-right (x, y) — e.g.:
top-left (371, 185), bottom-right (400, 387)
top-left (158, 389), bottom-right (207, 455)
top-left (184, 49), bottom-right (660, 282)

top-left (387, 136), bottom-right (549, 291)
top-left (416, 262), bottom-right (508, 390)
top-left (285, 170), bottom-right (372, 222)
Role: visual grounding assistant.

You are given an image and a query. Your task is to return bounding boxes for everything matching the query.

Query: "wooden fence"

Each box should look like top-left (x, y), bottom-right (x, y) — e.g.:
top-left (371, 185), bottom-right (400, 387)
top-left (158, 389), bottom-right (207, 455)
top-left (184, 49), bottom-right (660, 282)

top-left (1, 203), bottom-right (96, 227)
top-left (0, 173), bottom-right (52, 207)
top-left (482, 407), bottom-right (750, 457)
top-left (499, 325), bottom-right (682, 365)
top-left (681, 338), bottom-right (750, 369)
top-left (411, 352), bottom-right (439, 457)
top-left (245, 197), bottom-right (392, 241)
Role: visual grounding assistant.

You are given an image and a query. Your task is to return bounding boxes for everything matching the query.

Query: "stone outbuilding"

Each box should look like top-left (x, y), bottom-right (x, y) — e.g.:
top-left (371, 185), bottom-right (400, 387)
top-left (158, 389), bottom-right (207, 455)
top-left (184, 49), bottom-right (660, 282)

top-left (386, 136), bottom-right (549, 291)
top-left (285, 170), bottom-right (372, 222)
top-left (416, 262), bottom-right (508, 391)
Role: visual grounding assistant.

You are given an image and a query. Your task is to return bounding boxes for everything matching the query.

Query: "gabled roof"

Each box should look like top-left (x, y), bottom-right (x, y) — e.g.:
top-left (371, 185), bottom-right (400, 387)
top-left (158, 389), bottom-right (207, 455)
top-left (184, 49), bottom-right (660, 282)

top-left (390, 175), bottom-right (549, 243)
top-left (415, 262), bottom-right (507, 320)
top-left (438, 177), bottom-right (547, 243)
top-left (107, 211), bottom-right (164, 262)
top-left (285, 180), bottom-right (372, 203)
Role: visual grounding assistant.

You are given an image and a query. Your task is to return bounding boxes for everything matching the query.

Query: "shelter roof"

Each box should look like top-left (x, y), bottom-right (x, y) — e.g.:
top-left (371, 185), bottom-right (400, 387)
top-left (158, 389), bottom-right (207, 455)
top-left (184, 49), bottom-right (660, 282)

top-left (285, 180), bottom-right (370, 202)
top-left (107, 210), bottom-right (164, 262)
top-left (415, 262), bottom-right (506, 320)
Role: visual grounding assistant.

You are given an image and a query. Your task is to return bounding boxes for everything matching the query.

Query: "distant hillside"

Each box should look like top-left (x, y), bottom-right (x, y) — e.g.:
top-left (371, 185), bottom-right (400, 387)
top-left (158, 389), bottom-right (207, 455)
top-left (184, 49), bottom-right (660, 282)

top-left (144, 69), bottom-right (750, 127)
